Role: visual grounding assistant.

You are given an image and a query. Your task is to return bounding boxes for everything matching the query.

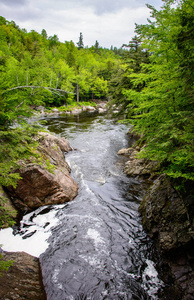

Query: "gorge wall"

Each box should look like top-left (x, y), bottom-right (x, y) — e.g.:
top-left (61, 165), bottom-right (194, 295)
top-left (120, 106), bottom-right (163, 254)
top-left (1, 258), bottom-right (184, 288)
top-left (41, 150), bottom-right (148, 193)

top-left (118, 141), bottom-right (194, 299)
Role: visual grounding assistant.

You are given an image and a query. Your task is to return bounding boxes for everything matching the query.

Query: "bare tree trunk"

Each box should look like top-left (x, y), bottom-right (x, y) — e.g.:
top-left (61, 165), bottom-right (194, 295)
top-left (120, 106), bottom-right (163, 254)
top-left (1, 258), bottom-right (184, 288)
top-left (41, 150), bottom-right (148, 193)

top-left (56, 76), bottom-right (58, 89)
top-left (26, 70), bottom-right (29, 86)
top-left (16, 74), bottom-right (19, 86)
top-left (50, 71), bottom-right (52, 87)
top-left (76, 81), bottom-right (79, 104)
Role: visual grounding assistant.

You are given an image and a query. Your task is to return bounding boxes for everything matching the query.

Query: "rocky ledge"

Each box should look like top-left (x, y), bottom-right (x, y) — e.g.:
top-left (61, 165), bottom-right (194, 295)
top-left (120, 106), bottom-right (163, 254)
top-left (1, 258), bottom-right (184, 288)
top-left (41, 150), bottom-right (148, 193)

top-left (0, 251), bottom-right (46, 300)
top-left (118, 146), bottom-right (194, 299)
top-left (5, 132), bottom-right (78, 212)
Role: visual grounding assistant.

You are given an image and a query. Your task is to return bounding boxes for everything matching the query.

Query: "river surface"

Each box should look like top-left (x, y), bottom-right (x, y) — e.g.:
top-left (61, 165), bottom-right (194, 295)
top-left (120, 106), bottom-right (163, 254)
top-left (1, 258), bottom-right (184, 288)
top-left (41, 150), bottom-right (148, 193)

top-left (0, 112), bottom-right (164, 299)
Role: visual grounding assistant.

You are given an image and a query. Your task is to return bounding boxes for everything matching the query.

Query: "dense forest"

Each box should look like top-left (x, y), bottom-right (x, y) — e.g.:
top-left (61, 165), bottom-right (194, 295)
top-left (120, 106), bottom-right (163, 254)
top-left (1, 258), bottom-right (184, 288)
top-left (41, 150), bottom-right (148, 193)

top-left (0, 0), bottom-right (193, 225)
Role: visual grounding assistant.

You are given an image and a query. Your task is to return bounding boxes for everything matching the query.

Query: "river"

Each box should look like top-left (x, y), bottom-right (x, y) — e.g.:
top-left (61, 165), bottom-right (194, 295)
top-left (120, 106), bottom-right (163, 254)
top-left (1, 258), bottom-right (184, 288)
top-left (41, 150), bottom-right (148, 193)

top-left (0, 112), bottom-right (164, 299)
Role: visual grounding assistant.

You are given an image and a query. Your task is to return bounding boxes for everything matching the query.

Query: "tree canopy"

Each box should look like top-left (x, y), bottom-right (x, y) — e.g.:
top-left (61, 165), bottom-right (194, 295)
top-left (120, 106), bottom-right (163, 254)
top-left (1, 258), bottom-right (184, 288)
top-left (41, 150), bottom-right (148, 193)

top-left (115, 0), bottom-right (194, 186)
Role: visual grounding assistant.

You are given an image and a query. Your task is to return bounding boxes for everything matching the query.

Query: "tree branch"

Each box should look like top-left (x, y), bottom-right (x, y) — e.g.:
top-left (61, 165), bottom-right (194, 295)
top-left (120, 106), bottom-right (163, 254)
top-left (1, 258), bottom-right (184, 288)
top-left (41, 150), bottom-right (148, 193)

top-left (2, 86), bottom-right (75, 95)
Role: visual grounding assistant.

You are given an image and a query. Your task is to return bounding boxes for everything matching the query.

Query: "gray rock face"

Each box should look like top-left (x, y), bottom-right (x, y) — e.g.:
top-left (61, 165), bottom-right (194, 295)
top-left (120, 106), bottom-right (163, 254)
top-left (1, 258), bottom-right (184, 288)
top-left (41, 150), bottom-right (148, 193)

top-left (118, 147), bottom-right (159, 176)
top-left (0, 251), bottom-right (46, 300)
top-left (139, 174), bottom-right (193, 253)
top-left (139, 175), bottom-right (194, 299)
top-left (6, 132), bottom-right (78, 212)
top-left (118, 140), bottom-right (194, 298)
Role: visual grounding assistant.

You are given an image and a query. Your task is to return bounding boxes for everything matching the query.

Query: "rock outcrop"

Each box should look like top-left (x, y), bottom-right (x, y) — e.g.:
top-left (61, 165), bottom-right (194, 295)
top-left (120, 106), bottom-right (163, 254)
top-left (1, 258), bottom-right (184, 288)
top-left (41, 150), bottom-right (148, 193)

top-left (139, 175), bottom-right (194, 299)
top-left (0, 251), bottom-right (46, 300)
top-left (6, 132), bottom-right (78, 212)
top-left (139, 174), bottom-right (193, 253)
top-left (118, 141), bottom-right (194, 298)
top-left (118, 147), bottom-right (159, 176)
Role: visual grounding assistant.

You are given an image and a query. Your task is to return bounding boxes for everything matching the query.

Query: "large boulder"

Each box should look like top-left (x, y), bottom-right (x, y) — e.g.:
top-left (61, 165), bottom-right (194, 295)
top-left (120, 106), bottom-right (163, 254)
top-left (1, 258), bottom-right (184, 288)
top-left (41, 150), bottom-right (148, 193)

top-left (6, 132), bottom-right (78, 212)
top-left (0, 251), bottom-right (46, 300)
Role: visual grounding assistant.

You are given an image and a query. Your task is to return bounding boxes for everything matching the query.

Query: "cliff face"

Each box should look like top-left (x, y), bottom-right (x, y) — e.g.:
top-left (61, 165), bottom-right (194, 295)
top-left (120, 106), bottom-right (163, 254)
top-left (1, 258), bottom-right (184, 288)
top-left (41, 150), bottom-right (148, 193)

top-left (139, 174), bottom-right (193, 253)
top-left (0, 251), bottom-right (46, 300)
top-left (118, 146), bottom-right (194, 299)
top-left (5, 132), bottom-right (78, 212)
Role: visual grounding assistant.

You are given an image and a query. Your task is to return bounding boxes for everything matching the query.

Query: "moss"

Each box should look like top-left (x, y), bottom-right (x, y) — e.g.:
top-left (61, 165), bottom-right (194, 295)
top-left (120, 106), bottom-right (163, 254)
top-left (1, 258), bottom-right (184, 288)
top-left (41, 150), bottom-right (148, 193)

top-left (0, 195), bottom-right (17, 229)
top-left (0, 254), bottom-right (14, 277)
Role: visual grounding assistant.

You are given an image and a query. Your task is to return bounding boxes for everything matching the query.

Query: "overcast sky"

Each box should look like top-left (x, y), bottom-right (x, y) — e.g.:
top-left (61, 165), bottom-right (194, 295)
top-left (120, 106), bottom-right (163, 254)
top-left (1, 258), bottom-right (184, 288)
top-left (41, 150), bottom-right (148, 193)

top-left (0, 0), bottom-right (163, 48)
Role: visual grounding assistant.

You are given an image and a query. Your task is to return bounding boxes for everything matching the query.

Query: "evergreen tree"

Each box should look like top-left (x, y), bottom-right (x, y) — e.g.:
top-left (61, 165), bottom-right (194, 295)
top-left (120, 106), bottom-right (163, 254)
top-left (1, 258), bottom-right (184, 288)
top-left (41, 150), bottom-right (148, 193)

top-left (94, 40), bottom-right (99, 53)
top-left (77, 32), bottom-right (84, 49)
top-left (41, 29), bottom-right (48, 39)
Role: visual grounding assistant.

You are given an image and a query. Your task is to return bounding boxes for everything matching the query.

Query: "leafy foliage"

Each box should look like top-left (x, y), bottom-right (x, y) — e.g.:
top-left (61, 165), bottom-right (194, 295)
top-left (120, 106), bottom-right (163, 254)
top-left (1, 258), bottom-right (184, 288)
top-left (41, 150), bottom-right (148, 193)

top-left (0, 18), bottom-right (124, 230)
top-left (0, 195), bottom-right (16, 228)
top-left (0, 125), bottom-right (39, 188)
top-left (121, 0), bottom-right (194, 183)
top-left (0, 254), bottom-right (14, 277)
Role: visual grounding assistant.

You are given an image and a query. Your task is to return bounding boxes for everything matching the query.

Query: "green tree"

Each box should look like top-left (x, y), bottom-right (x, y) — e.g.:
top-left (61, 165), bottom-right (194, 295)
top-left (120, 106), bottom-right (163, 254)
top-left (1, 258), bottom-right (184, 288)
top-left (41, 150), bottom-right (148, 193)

top-left (41, 29), bottom-right (47, 39)
top-left (123, 0), bottom-right (194, 182)
top-left (94, 40), bottom-right (99, 53)
top-left (77, 32), bottom-right (84, 49)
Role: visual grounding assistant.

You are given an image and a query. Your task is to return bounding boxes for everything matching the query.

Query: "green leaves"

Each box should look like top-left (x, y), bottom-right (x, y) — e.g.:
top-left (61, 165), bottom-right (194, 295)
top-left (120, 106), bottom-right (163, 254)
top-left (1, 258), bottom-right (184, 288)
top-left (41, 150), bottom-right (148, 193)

top-left (122, 0), bottom-right (194, 182)
top-left (0, 126), bottom-right (39, 188)
top-left (0, 195), bottom-right (16, 228)
top-left (0, 253), bottom-right (14, 276)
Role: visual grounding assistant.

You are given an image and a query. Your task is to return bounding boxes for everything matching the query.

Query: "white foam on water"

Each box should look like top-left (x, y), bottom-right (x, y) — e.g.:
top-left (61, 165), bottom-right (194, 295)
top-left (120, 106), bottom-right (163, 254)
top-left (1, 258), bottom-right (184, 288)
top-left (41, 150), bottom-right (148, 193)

top-left (96, 175), bottom-right (106, 184)
top-left (78, 228), bottom-right (109, 269)
top-left (142, 259), bottom-right (164, 299)
top-left (0, 227), bottom-right (49, 257)
top-left (87, 228), bottom-right (105, 248)
top-left (0, 206), bottom-right (60, 257)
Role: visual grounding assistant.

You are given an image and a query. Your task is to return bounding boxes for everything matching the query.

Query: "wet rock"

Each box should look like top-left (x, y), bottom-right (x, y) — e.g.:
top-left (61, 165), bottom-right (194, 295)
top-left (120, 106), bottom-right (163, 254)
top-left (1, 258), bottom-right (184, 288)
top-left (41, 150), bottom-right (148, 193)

top-left (97, 102), bottom-right (107, 109)
top-left (98, 107), bottom-right (105, 113)
top-left (52, 108), bottom-right (59, 113)
top-left (118, 147), bottom-right (135, 156)
top-left (139, 174), bottom-right (193, 253)
top-left (86, 106), bottom-right (96, 112)
top-left (38, 131), bottom-right (72, 153)
top-left (71, 108), bottom-right (82, 115)
top-left (118, 134), bottom-right (194, 298)
top-left (118, 147), bottom-right (159, 176)
top-left (6, 132), bottom-right (78, 212)
top-left (139, 174), bottom-right (194, 299)
top-left (0, 251), bottom-right (46, 300)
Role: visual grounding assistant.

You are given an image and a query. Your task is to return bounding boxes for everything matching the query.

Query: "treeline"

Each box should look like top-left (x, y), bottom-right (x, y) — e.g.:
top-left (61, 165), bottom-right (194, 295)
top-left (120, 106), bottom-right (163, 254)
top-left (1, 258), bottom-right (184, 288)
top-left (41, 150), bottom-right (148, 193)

top-left (110, 0), bottom-right (194, 191)
top-left (0, 16), bottom-right (129, 189)
top-left (0, 16), bottom-right (126, 129)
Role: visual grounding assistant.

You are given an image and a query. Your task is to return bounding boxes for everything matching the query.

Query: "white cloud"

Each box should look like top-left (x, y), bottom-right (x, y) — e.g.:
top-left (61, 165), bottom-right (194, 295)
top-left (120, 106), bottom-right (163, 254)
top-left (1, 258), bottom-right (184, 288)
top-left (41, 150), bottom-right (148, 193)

top-left (0, 0), bottom-right (163, 48)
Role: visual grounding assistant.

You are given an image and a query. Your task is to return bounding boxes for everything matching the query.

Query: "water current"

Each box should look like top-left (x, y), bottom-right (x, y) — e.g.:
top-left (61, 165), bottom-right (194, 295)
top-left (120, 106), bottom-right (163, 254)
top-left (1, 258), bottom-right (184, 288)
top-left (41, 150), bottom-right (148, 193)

top-left (0, 112), bottom-right (164, 299)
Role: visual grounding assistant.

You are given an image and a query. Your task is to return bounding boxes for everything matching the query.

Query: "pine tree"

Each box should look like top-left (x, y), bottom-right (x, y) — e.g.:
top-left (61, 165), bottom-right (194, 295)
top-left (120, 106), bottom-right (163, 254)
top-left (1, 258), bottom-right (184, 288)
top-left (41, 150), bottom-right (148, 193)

top-left (77, 32), bottom-right (84, 49)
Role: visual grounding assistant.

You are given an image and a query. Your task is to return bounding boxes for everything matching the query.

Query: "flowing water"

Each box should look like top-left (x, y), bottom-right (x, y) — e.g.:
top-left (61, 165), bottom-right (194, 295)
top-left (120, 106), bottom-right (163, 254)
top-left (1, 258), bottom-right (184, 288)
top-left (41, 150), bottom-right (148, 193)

top-left (0, 112), bottom-right (164, 299)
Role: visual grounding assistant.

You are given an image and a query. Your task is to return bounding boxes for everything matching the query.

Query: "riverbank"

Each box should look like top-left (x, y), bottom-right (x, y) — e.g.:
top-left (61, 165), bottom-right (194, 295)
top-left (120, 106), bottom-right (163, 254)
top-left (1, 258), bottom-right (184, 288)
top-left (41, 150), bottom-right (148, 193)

top-left (118, 130), bottom-right (194, 299)
top-left (34, 100), bottom-right (108, 117)
top-left (0, 131), bottom-right (78, 299)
